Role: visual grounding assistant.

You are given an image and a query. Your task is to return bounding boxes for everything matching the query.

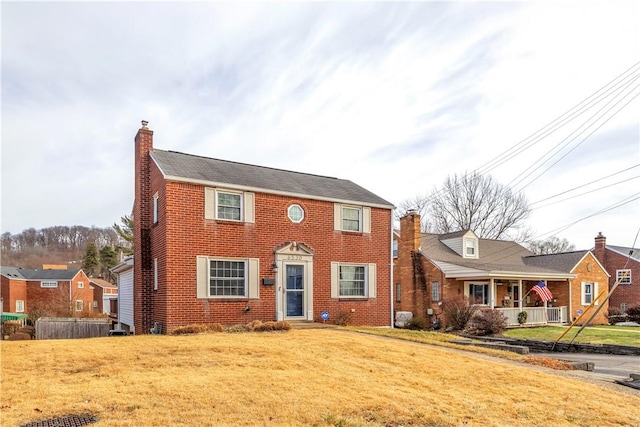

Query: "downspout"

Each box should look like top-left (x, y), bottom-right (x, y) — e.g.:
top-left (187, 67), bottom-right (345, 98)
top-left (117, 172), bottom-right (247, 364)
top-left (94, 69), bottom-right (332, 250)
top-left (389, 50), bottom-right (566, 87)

top-left (389, 210), bottom-right (394, 328)
top-left (568, 279), bottom-right (572, 323)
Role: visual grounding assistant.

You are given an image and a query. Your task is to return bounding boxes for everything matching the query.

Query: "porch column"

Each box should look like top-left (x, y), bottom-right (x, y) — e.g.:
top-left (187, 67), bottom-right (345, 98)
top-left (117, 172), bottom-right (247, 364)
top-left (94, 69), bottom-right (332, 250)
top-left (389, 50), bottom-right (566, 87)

top-left (518, 279), bottom-right (523, 308)
top-left (490, 278), bottom-right (495, 308)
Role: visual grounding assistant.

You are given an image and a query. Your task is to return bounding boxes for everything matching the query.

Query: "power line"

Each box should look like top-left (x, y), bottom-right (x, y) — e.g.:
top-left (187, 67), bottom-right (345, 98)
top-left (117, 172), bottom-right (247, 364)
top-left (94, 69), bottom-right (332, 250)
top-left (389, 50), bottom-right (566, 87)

top-left (530, 164), bottom-right (640, 205)
top-left (531, 176), bottom-right (640, 210)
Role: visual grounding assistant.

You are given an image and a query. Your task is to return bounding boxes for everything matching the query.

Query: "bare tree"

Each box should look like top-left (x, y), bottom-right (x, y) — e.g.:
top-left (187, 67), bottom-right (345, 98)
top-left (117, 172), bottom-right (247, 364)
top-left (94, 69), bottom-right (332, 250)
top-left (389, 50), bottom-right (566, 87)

top-left (394, 193), bottom-right (433, 232)
top-left (525, 236), bottom-right (575, 255)
top-left (399, 172), bottom-right (531, 240)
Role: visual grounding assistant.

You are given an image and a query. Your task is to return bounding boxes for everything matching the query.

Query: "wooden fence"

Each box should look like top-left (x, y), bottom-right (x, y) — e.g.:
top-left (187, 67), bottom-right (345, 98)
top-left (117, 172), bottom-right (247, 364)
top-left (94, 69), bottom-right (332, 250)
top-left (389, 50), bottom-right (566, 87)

top-left (35, 317), bottom-right (111, 340)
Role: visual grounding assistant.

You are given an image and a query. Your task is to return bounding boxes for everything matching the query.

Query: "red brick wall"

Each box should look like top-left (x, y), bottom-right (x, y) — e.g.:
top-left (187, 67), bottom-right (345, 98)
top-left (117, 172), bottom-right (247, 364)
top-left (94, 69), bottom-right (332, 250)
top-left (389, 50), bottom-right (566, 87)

top-left (569, 253), bottom-right (609, 325)
top-left (1, 277), bottom-right (27, 313)
top-left (601, 249), bottom-right (639, 312)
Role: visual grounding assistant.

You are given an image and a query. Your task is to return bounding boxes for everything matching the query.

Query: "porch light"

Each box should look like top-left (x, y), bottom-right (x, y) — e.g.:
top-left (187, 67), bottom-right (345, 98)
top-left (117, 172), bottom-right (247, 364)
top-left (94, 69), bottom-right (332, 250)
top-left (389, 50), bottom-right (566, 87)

top-left (271, 262), bottom-right (278, 273)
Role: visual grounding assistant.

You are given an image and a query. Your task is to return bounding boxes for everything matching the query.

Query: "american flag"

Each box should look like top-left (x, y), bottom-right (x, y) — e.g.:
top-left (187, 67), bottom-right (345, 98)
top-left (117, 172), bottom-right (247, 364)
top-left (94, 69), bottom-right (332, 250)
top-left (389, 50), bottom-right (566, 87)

top-left (531, 281), bottom-right (553, 302)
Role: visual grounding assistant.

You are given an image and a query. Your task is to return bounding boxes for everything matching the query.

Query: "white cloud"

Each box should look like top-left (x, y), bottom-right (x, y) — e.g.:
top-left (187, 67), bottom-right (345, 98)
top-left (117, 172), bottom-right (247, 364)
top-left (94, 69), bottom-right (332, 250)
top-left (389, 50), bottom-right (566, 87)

top-left (1, 1), bottom-right (638, 251)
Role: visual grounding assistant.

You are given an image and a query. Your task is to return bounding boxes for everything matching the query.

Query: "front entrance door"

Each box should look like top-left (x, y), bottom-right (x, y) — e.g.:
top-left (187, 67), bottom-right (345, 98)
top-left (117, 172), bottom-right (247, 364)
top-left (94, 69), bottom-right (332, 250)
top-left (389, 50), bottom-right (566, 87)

top-left (512, 284), bottom-right (520, 308)
top-left (285, 264), bottom-right (304, 318)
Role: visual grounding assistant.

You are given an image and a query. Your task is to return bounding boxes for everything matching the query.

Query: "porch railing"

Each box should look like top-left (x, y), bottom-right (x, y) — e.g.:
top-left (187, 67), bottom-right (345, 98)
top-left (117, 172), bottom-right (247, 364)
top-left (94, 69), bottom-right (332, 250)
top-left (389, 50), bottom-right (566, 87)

top-left (495, 306), bottom-right (567, 326)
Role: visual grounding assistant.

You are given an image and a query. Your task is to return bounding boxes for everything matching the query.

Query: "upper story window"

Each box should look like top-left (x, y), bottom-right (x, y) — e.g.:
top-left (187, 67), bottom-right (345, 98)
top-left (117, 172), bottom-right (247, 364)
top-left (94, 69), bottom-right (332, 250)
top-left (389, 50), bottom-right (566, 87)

top-left (217, 191), bottom-right (242, 220)
top-left (287, 204), bottom-right (304, 223)
top-left (465, 238), bottom-right (476, 257)
top-left (334, 204), bottom-right (371, 233)
top-left (393, 240), bottom-right (398, 258)
top-left (41, 281), bottom-right (58, 288)
top-left (204, 188), bottom-right (255, 223)
top-left (153, 192), bottom-right (159, 224)
top-left (616, 269), bottom-right (631, 285)
top-left (78, 282), bottom-right (84, 289)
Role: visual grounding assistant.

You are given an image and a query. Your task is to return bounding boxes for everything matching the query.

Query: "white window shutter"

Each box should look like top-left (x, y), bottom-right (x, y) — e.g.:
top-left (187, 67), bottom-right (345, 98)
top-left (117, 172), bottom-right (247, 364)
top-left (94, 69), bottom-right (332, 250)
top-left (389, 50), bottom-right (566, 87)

top-left (362, 207), bottom-right (371, 233)
top-left (368, 263), bottom-right (376, 298)
top-left (248, 258), bottom-right (259, 298)
top-left (330, 262), bottom-right (339, 298)
top-left (594, 282), bottom-right (599, 305)
top-left (196, 256), bottom-right (209, 298)
top-left (334, 204), bottom-right (342, 231)
top-left (244, 192), bottom-right (255, 223)
top-left (204, 188), bottom-right (215, 220)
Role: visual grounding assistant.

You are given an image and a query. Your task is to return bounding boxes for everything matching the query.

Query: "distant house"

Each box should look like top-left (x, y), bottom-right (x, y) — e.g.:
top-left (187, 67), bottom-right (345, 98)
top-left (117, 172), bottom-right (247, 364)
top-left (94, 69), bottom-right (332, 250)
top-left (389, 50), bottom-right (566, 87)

top-left (88, 277), bottom-right (118, 315)
top-left (593, 232), bottom-right (640, 312)
top-left (111, 256), bottom-right (133, 332)
top-left (129, 121), bottom-right (394, 334)
top-left (395, 212), bottom-right (610, 326)
top-left (0, 266), bottom-right (94, 317)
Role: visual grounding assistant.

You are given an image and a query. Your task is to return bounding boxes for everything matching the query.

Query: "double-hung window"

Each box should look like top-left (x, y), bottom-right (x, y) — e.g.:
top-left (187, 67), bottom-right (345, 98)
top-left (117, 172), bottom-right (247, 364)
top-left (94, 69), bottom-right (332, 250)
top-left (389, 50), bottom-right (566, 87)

top-left (196, 256), bottom-right (259, 299)
top-left (217, 191), bottom-right (242, 221)
top-left (41, 281), bottom-right (58, 288)
top-left (330, 262), bottom-right (376, 299)
top-left (16, 300), bottom-right (24, 312)
top-left (339, 265), bottom-right (366, 297)
top-left (581, 282), bottom-right (598, 305)
top-left (78, 281), bottom-right (84, 289)
top-left (342, 207), bottom-right (361, 231)
top-left (75, 300), bottom-right (83, 311)
top-left (204, 188), bottom-right (255, 223)
top-left (616, 269), bottom-right (631, 285)
top-left (209, 260), bottom-right (247, 297)
top-left (334, 204), bottom-right (371, 233)
top-left (153, 192), bottom-right (159, 224)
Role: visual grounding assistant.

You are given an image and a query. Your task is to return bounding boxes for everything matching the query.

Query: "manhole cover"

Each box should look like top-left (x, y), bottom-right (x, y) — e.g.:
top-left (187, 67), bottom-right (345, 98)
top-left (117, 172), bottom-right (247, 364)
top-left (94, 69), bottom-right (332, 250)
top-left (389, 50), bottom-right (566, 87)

top-left (20, 414), bottom-right (98, 427)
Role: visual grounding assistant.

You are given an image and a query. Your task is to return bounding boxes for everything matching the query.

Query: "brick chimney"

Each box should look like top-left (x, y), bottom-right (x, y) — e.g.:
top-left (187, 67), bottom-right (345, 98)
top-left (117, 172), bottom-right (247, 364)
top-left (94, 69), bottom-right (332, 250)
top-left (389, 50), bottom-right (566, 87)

top-left (400, 210), bottom-right (422, 253)
top-left (134, 120), bottom-right (154, 334)
top-left (594, 232), bottom-right (606, 266)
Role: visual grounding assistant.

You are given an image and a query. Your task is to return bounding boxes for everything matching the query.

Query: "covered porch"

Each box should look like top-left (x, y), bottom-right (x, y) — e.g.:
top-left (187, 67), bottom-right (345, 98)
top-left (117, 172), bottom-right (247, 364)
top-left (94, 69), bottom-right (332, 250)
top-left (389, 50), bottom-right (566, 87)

top-left (464, 277), bottom-right (573, 326)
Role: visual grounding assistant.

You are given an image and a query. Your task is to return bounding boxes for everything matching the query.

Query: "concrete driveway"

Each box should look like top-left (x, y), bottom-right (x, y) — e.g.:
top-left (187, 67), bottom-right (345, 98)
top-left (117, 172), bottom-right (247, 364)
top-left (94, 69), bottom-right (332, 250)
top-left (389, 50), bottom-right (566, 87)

top-left (533, 351), bottom-right (640, 381)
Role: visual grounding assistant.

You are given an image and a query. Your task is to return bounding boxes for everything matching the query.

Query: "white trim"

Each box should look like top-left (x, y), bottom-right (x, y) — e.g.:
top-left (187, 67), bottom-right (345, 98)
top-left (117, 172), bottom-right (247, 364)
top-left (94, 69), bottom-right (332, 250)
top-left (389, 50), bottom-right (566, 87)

top-left (287, 204), bottom-right (304, 223)
top-left (616, 269), bottom-right (632, 285)
top-left (331, 262), bottom-right (376, 299)
top-left (580, 281), bottom-right (599, 305)
top-left (16, 300), bottom-right (24, 312)
top-left (163, 174), bottom-right (394, 209)
top-left (214, 189), bottom-right (244, 222)
top-left (41, 281), bottom-right (58, 288)
top-left (196, 256), bottom-right (259, 299)
top-left (77, 281), bottom-right (84, 289)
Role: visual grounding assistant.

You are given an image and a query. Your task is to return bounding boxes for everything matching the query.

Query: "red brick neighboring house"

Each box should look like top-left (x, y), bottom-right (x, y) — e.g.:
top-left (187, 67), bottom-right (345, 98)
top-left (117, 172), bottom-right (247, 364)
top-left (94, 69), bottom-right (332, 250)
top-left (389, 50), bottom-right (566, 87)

top-left (1, 266), bottom-right (94, 317)
top-left (88, 278), bottom-right (118, 315)
top-left (395, 212), bottom-right (610, 326)
top-left (593, 232), bottom-right (640, 312)
top-left (131, 122), bottom-right (394, 334)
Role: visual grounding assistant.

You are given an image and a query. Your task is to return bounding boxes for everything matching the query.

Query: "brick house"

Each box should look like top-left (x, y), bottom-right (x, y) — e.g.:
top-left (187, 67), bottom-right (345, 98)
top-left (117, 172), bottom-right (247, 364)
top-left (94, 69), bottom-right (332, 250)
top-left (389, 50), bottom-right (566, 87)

top-left (131, 121), bottom-right (394, 334)
top-left (395, 212), bottom-right (610, 326)
top-left (88, 278), bottom-right (118, 315)
top-left (593, 232), bottom-right (640, 312)
top-left (0, 266), bottom-right (94, 317)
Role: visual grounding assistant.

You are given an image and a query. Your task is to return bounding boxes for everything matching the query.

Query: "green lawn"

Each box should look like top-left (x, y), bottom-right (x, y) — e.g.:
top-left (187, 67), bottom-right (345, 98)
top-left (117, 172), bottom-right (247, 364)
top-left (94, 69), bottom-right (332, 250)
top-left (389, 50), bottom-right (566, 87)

top-left (503, 325), bottom-right (640, 346)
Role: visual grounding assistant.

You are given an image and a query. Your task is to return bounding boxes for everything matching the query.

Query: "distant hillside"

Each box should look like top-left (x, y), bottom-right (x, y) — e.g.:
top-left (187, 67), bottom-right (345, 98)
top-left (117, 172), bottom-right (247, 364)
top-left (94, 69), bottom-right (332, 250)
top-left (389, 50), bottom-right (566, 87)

top-left (1, 225), bottom-right (128, 269)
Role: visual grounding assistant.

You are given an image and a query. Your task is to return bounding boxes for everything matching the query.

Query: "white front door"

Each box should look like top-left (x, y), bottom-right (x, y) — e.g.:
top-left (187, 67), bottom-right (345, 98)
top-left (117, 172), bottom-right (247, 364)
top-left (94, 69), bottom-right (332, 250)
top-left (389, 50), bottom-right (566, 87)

top-left (284, 264), bottom-right (305, 318)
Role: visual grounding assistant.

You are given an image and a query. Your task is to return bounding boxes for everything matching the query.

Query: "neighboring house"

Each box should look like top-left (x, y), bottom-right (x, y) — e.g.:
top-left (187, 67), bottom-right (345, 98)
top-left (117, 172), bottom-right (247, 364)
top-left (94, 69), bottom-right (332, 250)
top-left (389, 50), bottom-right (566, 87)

top-left (395, 212), bottom-right (610, 326)
top-left (0, 266), bottom-right (94, 317)
top-left (89, 278), bottom-right (118, 315)
top-left (112, 256), bottom-right (133, 332)
top-left (129, 122), bottom-right (394, 334)
top-left (593, 232), bottom-right (640, 312)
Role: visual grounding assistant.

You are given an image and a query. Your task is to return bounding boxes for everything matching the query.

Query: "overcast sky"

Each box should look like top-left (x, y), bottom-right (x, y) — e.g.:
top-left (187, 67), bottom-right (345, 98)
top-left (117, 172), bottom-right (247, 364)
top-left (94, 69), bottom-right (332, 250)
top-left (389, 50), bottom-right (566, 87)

top-left (2, 1), bottom-right (639, 250)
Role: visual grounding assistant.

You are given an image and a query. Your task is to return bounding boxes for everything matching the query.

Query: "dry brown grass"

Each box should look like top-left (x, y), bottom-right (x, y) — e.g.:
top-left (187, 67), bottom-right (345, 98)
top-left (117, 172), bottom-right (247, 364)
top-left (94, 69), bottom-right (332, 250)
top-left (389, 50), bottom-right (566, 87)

top-left (1, 329), bottom-right (639, 426)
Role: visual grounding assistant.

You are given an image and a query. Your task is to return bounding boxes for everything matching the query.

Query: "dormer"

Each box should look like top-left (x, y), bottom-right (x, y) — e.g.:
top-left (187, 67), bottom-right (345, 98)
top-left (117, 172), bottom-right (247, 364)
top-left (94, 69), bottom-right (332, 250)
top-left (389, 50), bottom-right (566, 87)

top-left (440, 230), bottom-right (479, 259)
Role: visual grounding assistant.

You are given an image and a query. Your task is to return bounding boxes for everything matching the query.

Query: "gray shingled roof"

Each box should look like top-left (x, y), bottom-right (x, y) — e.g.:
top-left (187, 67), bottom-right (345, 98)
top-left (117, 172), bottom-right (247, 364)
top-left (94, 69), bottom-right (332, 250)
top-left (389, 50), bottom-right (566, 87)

top-left (607, 245), bottom-right (640, 261)
top-left (150, 149), bottom-right (393, 207)
top-left (420, 234), bottom-right (581, 275)
top-left (0, 266), bottom-right (80, 281)
top-left (524, 251), bottom-right (590, 272)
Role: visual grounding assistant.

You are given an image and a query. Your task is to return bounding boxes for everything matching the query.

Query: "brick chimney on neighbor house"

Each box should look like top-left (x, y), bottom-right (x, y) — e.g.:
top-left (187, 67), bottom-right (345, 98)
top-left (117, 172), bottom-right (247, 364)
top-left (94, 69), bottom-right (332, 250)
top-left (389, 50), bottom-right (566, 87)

top-left (594, 232), bottom-right (606, 267)
top-left (134, 120), bottom-right (154, 334)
